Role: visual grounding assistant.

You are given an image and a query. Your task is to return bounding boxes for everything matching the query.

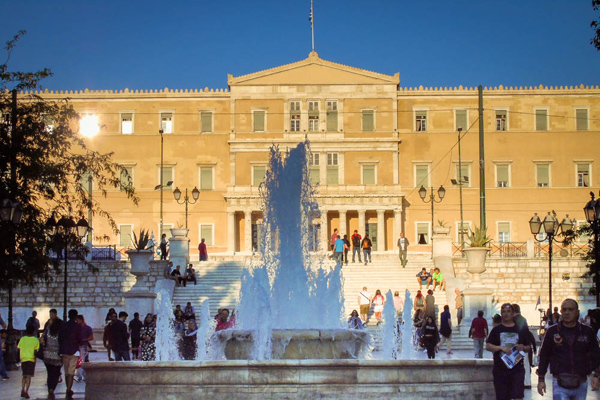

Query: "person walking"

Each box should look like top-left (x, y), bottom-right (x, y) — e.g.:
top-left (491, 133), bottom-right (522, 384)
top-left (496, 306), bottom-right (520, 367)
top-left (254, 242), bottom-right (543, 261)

top-left (25, 311), bottom-right (40, 337)
top-left (109, 311), bottom-right (131, 361)
top-left (512, 303), bottom-right (532, 389)
top-left (198, 238), bottom-right (208, 261)
top-left (0, 329), bottom-right (9, 381)
top-left (361, 234), bottom-right (372, 265)
top-left (537, 298), bottom-right (600, 399)
top-left (128, 312), bottom-right (143, 360)
top-left (58, 309), bottom-right (82, 400)
top-left (437, 305), bottom-right (453, 355)
top-left (468, 310), bottom-right (488, 359)
top-left (330, 228), bottom-right (338, 251)
top-left (397, 233), bottom-right (409, 267)
top-left (422, 316), bottom-right (439, 359)
top-left (333, 235), bottom-right (345, 265)
top-left (342, 234), bottom-right (350, 265)
top-left (424, 289), bottom-right (436, 321)
top-left (17, 325), bottom-right (39, 399)
top-left (351, 230), bottom-right (362, 263)
top-left (371, 289), bottom-right (385, 325)
top-left (455, 288), bottom-right (464, 326)
top-left (74, 315), bottom-right (93, 382)
top-left (486, 303), bottom-right (532, 400)
top-left (140, 313), bottom-right (156, 361)
top-left (42, 316), bottom-right (63, 399)
top-left (357, 287), bottom-right (371, 325)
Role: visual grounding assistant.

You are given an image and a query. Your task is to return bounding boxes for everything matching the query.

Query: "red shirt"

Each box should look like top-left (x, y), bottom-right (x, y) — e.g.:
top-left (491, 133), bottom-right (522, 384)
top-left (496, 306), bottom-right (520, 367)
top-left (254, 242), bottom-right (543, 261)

top-left (470, 317), bottom-right (489, 339)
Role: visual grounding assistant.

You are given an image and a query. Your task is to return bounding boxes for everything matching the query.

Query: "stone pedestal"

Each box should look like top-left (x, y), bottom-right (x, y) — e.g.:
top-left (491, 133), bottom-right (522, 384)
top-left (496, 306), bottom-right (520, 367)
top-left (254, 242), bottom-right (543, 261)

top-left (169, 229), bottom-right (190, 268)
top-left (432, 227), bottom-right (453, 259)
top-left (125, 249), bottom-right (157, 316)
top-left (463, 285), bottom-right (494, 326)
top-left (123, 291), bottom-right (157, 317)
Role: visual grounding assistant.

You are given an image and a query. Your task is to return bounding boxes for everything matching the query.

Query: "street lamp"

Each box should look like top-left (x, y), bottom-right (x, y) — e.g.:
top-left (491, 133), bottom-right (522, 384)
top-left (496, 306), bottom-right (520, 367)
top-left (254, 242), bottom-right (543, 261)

top-left (583, 190), bottom-right (600, 306)
top-left (528, 212), bottom-right (573, 325)
top-left (46, 215), bottom-right (89, 321)
top-left (173, 187), bottom-right (200, 230)
top-left (418, 185), bottom-right (446, 256)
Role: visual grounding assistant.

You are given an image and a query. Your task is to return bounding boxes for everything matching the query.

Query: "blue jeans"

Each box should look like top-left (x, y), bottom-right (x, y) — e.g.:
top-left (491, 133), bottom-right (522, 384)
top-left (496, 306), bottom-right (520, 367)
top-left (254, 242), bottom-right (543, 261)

top-left (113, 349), bottom-right (130, 361)
top-left (352, 247), bottom-right (361, 262)
top-left (552, 379), bottom-right (587, 400)
top-left (363, 249), bottom-right (371, 263)
top-left (472, 338), bottom-right (484, 358)
top-left (0, 348), bottom-right (8, 378)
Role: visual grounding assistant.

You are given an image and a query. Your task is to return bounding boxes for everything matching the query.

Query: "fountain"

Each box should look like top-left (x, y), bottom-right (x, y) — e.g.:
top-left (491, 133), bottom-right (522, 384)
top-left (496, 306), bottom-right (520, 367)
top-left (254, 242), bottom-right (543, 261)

top-left (84, 141), bottom-right (495, 399)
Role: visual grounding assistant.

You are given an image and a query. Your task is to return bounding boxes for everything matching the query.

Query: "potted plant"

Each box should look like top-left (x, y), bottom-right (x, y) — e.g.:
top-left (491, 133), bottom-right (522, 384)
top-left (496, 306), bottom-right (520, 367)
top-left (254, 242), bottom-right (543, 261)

top-left (126, 228), bottom-right (154, 278)
top-left (463, 225), bottom-right (491, 275)
top-left (433, 219), bottom-right (451, 235)
top-left (170, 221), bottom-right (189, 238)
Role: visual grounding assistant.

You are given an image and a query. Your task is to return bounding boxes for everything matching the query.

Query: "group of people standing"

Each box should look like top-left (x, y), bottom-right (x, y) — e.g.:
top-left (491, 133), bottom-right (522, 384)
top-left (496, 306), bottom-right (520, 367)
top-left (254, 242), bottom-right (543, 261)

top-left (330, 229), bottom-right (373, 266)
top-left (103, 308), bottom-right (157, 363)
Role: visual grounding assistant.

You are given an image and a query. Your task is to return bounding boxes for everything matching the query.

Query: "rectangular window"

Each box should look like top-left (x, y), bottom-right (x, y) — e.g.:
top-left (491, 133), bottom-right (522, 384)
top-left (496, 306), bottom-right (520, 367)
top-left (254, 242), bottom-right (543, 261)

top-left (415, 110), bottom-right (427, 132)
top-left (495, 110), bottom-right (507, 131)
top-left (326, 153), bottom-right (339, 185)
top-left (119, 166), bottom-right (133, 191)
top-left (309, 153), bottom-right (320, 185)
top-left (498, 222), bottom-right (510, 243)
top-left (120, 113), bottom-right (133, 134)
top-left (308, 101), bottom-right (319, 132)
top-left (201, 111), bottom-right (213, 133)
top-left (536, 164), bottom-right (550, 187)
top-left (253, 111), bottom-right (265, 132)
top-left (496, 164), bottom-right (509, 188)
top-left (199, 166), bottom-right (213, 190)
top-left (159, 166), bottom-right (174, 188)
top-left (576, 109), bottom-right (589, 131)
top-left (161, 112), bottom-right (173, 134)
top-left (253, 165), bottom-right (266, 186)
top-left (362, 110), bottom-right (374, 132)
top-left (455, 109), bottom-right (467, 131)
top-left (456, 164), bottom-right (470, 187)
top-left (416, 222), bottom-right (430, 245)
top-left (362, 165), bottom-right (376, 185)
top-left (415, 165), bottom-right (429, 188)
top-left (577, 163), bottom-right (590, 187)
top-left (326, 101), bottom-right (338, 131)
top-left (200, 224), bottom-right (213, 246)
top-left (535, 109), bottom-right (548, 131)
top-left (290, 101), bottom-right (300, 132)
top-left (119, 224), bottom-right (133, 247)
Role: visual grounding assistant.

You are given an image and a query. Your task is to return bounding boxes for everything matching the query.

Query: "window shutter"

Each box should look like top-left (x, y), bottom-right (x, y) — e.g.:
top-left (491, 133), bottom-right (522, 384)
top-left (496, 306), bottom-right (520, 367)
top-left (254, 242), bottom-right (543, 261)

top-left (415, 165), bottom-right (428, 187)
top-left (362, 110), bottom-right (374, 132)
top-left (309, 167), bottom-right (320, 185)
top-left (535, 110), bottom-right (548, 131)
top-left (326, 167), bottom-right (339, 185)
top-left (497, 165), bottom-right (509, 185)
top-left (254, 111), bottom-right (265, 132)
top-left (327, 110), bottom-right (338, 131)
top-left (576, 109), bottom-right (588, 130)
top-left (200, 167), bottom-right (213, 190)
top-left (363, 166), bottom-right (375, 185)
top-left (417, 223), bottom-right (429, 244)
top-left (200, 225), bottom-right (213, 246)
top-left (162, 167), bottom-right (173, 187)
top-left (253, 166), bottom-right (266, 185)
top-left (119, 225), bottom-right (133, 247)
top-left (537, 164), bottom-right (549, 185)
top-left (455, 110), bottom-right (467, 131)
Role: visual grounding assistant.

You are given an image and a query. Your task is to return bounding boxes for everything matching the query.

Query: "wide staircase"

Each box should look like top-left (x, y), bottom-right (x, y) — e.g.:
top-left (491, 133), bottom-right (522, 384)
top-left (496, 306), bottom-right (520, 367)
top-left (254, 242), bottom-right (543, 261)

top-left (171, 255), bottom-right (474, 350)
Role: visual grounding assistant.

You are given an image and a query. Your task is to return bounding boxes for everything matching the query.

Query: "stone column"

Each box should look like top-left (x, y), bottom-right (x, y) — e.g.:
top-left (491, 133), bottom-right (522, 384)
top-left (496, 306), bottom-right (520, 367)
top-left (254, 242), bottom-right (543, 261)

top-left (377, 210), bottom-right (385, 252)
top-left (339, 210), bottom-right (347, 236)
top-left (244, 210), bottom-right (252, 252)
top-left (393, 209), bottom-right (402, 245)
top-left (320, 210), bottom-right (329, 252)
top-left (358, 210), bottom-right (366, 235)
top-left (227, 211), bottom-right (236, 254)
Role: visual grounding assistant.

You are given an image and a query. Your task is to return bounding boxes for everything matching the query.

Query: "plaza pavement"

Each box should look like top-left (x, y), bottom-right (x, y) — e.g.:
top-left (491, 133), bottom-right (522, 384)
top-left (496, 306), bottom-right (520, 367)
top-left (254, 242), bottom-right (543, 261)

top-left (0, 349), bottom-right (599, 399)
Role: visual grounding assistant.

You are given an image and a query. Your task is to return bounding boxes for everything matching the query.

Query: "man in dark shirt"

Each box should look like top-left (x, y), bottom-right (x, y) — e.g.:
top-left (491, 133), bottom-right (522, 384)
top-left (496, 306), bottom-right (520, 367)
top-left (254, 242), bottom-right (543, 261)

top-left (415, 268), bottom-right (431, 290)
top-left (469, 309), bottom-right (488, 359)
top-left (537, 298), bottom-right (600, 398)
top-left (128, 312), bottom-right (143, 359)
top-left (486, 303), bottom-right (531, 400)
top-left (75, 314), bottom-right (93, 382)
top-left (109, 312), bottom-right (131, 361)
top-left (171, 265), bottom-right (186, 287)
top-left (58, 309), bottom-right (82, 400)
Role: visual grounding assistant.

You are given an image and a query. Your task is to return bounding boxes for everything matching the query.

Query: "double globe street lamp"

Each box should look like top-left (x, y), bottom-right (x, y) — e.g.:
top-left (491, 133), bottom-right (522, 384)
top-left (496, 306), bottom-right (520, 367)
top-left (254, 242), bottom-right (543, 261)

top-left (418, 185), bottom-right (446, 254)
top-left (173, 187), bottom-right (200, 231)
top-left (583, 191), bottom-right (600, 307)
top-left (528, 212), bottom-right (573, 325)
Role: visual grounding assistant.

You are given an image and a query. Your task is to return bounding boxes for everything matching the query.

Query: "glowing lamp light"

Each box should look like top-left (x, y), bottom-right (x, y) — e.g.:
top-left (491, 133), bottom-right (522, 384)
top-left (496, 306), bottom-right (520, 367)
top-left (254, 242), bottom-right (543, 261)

top-left (80, 115), bottom-right (99, 137)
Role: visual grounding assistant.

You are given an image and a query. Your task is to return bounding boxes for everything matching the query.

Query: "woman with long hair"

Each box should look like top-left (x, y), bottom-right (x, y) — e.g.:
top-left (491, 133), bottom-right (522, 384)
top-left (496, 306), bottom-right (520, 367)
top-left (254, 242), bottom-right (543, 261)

top-left (43, 317), bottom-right (63, 399)
top-left (371, 289), bottom-right (385, 325)
top-left (140, 313), bottom-right (156, 361)
top-left (348, 310), bottom-right (364, 330)
top-left (413, 290), bottom-right (425, 315)
top-left (421, 316), bottom-right (439, 359)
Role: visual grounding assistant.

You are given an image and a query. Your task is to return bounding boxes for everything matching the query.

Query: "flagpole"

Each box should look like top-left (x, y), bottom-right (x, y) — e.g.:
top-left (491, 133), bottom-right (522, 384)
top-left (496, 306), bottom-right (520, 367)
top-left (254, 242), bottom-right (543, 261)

top-left (311, 0), bottom-right (315, 52)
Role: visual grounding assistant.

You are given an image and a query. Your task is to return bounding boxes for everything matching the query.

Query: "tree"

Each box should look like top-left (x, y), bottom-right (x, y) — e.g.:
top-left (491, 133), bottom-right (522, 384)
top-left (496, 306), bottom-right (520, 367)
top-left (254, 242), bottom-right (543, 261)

top-left (0, 31), bottom-right (138, 289)
top-left (593, 0), bottom-right (600, 51)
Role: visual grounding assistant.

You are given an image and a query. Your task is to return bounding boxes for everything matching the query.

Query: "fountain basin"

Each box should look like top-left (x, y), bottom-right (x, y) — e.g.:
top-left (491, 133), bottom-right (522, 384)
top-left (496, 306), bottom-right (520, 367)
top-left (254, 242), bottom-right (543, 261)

top-left (84, 359), bottom-right (495, 400)
top-left (215, 328), bottom-right (368, 360)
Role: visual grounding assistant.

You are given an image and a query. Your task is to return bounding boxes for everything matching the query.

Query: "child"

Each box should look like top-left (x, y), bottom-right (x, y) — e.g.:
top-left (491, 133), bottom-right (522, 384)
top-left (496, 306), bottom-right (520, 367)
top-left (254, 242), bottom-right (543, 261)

top-left (17, 325), bottom-right (40, 399)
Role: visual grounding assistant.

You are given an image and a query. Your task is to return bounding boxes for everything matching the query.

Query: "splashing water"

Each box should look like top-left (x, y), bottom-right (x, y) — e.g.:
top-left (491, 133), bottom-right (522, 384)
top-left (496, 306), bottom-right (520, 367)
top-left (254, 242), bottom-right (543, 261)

top-left (401, 289), bottom-right (417, 359)
top-left (381, 290), bottom-right (400, 359)
top-left (195, 299), bottom-right (213, 361)
top-left (155, 290), bottom-right (180, 361)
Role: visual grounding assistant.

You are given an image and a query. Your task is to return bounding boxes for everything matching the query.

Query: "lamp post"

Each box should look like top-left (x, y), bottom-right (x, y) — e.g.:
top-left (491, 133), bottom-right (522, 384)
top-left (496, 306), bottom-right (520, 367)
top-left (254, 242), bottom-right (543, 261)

top-left (46, 216), bottom-right (89, 321)
top-left (583, 190), bottom-right (600, 307)
top-left (528, 212), bottom-right (573, 325)
top-left (418, 185), bottom-right (446, 256)
top-left (173, 187), bottom-right (200, 231)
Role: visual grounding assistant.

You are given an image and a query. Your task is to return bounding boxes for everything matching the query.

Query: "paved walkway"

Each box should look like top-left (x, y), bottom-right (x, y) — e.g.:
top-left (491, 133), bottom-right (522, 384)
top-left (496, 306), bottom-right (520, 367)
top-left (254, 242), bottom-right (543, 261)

top-left (1, 350), bottom-right (599, 399)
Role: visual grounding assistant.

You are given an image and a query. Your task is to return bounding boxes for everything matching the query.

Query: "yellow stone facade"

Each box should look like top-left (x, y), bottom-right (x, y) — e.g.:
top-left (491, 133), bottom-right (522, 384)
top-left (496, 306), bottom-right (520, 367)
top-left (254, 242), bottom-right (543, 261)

top-left (35, 52), bottom-right (600, 256)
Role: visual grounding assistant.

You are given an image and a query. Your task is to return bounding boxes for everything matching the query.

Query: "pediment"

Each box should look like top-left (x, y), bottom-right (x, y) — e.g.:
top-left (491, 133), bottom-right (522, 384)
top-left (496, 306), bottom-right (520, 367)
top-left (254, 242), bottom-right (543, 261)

top-left (228, 52), bottom-right (399, 86)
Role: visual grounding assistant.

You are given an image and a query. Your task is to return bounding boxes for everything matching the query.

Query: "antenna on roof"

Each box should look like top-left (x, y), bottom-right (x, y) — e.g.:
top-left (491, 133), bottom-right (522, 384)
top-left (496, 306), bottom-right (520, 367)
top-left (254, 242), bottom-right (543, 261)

top-left (309, 0), bottom-right (315, 52)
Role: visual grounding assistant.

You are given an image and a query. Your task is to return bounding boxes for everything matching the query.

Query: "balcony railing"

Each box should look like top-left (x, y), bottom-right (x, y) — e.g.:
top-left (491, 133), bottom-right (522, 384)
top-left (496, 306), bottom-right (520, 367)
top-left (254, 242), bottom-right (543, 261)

top-left (452, 242), bottom-right (527, 257)
top-left (452, 241), bottom-right (589, 258)
top-left (534, 242), bottom-right (589, 258)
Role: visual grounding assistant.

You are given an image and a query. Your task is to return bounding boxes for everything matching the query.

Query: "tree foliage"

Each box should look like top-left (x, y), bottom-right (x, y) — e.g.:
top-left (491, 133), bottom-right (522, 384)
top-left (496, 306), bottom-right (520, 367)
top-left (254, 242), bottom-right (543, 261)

top-left (563, 219), bottom-right (599, 298)
top-left (0, 31), bottom-right (138, 289)
top-left (593, 0), bottom-right (600, 51)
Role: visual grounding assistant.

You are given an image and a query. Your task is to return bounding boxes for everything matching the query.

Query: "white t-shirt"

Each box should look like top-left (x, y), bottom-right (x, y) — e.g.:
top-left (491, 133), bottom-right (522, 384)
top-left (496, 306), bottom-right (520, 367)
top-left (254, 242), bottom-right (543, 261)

top-left (358, 291), bottom-right (371, 305)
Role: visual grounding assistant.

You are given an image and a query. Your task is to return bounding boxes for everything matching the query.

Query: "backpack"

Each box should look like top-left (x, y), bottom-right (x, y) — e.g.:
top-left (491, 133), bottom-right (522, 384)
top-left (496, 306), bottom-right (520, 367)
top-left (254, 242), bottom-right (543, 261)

top-left (352, 235), bottom-right (361, 247)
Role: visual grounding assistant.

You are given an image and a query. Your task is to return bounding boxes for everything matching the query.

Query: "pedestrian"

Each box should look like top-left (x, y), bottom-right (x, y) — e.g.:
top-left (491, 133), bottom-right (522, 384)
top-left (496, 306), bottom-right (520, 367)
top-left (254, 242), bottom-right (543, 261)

top-left (469, 310), bottom-right (488, 359)
top-left (421, 316), bottom-right (439, 359)
top-left (25, 311), bottom-right (40, 337)
top-left (182, 319), bottom-right (198, 360)
top-left (342, 234), bottom-right (350, 265)
top-left (551, 306), bottom-right (561, 324)
top-left (42, 316), bottom-right (63, 399)
top-left (437, 304), bottom-right (452, 355)
top-left (17, 325), bottom-right (39, 399)
top-left (184, 302), bottom-right (196, 320)
top-left (58, 309), bottom-right (82, 400)
top-left (351, 230), bottom-right (362, 263)
top-left (348, 310), bottom-right (364, 330)
top-left (357, 287), bottom-right (371, 325)
top-left (361, 234), bottom-right (372, 265)
top-left (486, 303), bottom-right (532, 400)
top-left (371, 289), bottom-right (385, 325)
top-left (413, 290), bottom-right (425, 315)
top-left (186, 264), bottom-right (197, 285)
top-left (393, 291), bottom-right (404, 316)
top-left (74, 315), bottom-right (93, 382)
top-left (0, 329), bottom-right (8, 380)
top-left (512, 303), bottom-right (532, 388)
top-left (330, 228), bottom-right (338, 251)
top-left (455, 288), bottom-right (463, 326)
top-left (171, 265), bottom-right (187, 286)
top-left (397, 232), bottom-right (409, 267)
top-left (128, 312), bottom-right (143, 360)
top-left (103, 317), bottom-right (114, 362)
top-left (198, 238), bottom-right (208, 261)
top-left (160, 233), bottom-right (168, 260)
top-left (416, 268), bottom-right (431, 290)
top-left (109, 312), bottom-right (131, 361)
top-left (215, 309), bottom-right (236, 331)
top-left (432, 268), bottom-right (445, 291)
top-left (424, 289), bottom-right (435, 321)
top-left (492, 313), bottom-right (501, 328)
top-left (537, 298), bottom-right (600, 399)
top-left (333, 235), bottom-right (345, 265)
top-left (140, 313), bottom-right (156, 361)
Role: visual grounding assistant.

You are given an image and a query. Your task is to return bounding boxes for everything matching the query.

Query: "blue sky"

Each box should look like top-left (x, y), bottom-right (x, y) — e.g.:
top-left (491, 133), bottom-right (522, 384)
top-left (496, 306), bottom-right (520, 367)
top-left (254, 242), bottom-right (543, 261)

top-left (1, 0), bottom-right (598, 91)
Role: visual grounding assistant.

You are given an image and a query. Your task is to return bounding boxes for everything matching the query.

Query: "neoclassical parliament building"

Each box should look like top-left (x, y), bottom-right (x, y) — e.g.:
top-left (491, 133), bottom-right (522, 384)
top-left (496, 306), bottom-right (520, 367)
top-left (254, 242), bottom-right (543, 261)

top-left (36, 52), bottom-right (600, 256)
